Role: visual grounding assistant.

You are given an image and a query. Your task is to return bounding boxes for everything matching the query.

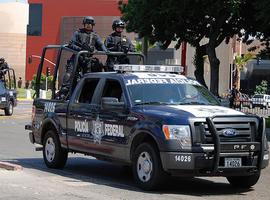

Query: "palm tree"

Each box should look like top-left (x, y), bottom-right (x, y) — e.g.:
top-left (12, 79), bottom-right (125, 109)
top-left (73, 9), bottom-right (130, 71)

top-left (233, 53), bottom-right (253, 90)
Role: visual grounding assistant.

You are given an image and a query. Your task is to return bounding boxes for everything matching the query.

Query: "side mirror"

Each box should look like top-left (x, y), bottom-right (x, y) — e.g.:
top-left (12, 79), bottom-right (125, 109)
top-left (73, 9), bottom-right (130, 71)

top-left (101, 97), bottom-right (126, 112)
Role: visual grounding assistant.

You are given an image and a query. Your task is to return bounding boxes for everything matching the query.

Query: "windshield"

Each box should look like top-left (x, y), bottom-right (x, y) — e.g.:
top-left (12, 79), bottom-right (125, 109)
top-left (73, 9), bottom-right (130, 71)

top-left (127, 82), bottom-right (220, 106)
top-left (253, 95), bottom-right (264, 98)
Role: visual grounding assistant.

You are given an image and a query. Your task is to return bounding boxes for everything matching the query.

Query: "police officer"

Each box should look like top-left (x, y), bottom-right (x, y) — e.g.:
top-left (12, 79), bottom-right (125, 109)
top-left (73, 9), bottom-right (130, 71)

top-left (0, 58), bottom-right (9, 80)
top-left (104, 19), bottom-right (135, 70)
top-left (59, 16), bottom-right (108, 99)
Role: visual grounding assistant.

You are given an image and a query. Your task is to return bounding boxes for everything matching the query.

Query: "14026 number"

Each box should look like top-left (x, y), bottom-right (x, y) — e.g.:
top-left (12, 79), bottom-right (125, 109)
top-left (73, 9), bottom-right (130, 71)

top-left (175, 155), bottom-right (191, 162)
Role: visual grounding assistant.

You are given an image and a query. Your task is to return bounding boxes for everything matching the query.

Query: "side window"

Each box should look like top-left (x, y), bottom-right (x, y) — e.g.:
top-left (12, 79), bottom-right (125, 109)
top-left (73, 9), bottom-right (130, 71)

top-left (102, 80), bottom-right (123, 102)
top-left (78, 79), bottom-right (99, 104)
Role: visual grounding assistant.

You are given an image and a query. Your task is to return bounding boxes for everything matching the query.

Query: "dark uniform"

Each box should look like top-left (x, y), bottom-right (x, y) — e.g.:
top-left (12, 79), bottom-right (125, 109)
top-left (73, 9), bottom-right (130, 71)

top-left (105, 19), bottom-right (135, 70)
top-left (0, 58), bottom-right (9, 80)
top-left (58, 16), bottom-right (108, 99)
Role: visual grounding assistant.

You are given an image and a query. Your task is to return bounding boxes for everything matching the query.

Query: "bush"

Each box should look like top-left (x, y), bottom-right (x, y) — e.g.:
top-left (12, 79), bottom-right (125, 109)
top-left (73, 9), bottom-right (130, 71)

top-left (31, 74), bottom-right (53, 90)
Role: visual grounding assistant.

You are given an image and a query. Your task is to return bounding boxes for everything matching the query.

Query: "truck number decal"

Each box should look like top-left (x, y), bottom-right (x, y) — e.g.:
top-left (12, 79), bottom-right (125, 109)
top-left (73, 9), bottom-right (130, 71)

top-left (175, 155), bottom-right (191, 162)
top-left (44, 102), bottom-right (56, 113)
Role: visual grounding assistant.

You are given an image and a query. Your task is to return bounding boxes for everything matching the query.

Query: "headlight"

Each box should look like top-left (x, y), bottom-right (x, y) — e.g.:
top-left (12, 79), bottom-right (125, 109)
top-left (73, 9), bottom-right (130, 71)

top-left (162, 125), bottom-right (191, 149)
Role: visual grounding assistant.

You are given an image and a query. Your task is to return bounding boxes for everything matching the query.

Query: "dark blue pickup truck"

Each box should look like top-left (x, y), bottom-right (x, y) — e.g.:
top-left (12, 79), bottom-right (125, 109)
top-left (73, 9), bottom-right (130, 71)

top-left (25, 45), bottom-right (269, 190)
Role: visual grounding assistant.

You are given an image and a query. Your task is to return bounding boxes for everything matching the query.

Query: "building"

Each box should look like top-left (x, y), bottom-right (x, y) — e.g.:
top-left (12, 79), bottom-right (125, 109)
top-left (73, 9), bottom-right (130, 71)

top-left (0, 2), bottom-right (28, 83)
top-left (26, 0), bottom-right (269, 95)
top-left (26, 0), bottom-right (129, 81)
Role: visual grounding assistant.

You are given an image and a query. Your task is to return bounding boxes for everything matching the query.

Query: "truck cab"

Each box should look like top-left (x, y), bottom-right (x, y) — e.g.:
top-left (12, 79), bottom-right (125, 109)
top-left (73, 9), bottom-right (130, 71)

top-left (26, 45), bottom-right (269, 190)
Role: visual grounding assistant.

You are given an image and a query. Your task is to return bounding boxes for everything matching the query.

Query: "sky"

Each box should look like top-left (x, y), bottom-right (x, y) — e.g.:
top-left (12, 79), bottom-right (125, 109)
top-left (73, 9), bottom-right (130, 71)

top-left (0, 0), bottom-right (27, 3)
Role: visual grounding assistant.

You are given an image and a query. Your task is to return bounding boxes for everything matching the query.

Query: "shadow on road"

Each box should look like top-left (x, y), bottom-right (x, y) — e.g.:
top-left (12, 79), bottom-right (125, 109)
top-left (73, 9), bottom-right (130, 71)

top-left (5, 157), bottom-right (252, 196)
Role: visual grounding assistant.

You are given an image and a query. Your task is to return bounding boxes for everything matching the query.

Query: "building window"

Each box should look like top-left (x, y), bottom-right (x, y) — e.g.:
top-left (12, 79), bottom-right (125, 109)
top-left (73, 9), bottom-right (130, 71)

top-left (27, 4), bottom-right (42, 36)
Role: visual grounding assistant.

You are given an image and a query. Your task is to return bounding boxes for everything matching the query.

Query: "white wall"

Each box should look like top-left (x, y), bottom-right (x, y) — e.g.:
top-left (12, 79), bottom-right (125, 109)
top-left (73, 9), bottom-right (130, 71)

top-left (0, 2), bottom-right (28, 34)
top-left (0, 2), bottom-right (28, 84)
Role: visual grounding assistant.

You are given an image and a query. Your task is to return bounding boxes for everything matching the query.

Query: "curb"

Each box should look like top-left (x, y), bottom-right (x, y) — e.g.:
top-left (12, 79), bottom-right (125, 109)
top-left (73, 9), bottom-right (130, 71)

top-left (0, 161), bottom-right (23, 171)
top-left (17, 98), bottom-right (33, 101)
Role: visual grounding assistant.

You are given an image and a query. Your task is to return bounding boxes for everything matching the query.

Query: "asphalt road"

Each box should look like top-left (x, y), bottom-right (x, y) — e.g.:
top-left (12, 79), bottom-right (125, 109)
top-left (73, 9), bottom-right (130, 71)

top-left (0, 101), bottom-right (269, 200)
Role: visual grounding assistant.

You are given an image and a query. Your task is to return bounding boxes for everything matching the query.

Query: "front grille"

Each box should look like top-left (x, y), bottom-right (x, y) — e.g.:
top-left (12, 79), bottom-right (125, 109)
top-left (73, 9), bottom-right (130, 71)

top-left (194, 119), bottom-right (258, 144)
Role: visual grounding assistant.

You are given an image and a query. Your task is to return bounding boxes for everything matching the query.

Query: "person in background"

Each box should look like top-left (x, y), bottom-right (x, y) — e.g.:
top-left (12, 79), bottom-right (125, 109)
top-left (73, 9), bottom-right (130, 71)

top-left (229, 85), bottom-right (239, 108)
top-left (18, 77), bottom-right (22, 88)
top-left (0, 57), bottom-right (9, 80)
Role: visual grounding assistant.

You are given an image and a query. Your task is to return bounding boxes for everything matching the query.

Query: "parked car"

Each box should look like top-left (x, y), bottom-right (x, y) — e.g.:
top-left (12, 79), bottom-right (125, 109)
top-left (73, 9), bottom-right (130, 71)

top-left (235, 93), bottom-right (252, 109)
top-left (250, 94), bottom-right (270, 109)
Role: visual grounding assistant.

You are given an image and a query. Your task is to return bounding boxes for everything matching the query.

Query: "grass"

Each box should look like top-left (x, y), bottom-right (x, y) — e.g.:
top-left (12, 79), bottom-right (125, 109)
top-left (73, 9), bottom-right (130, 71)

top-left (16, 88), bottom-right (52, 99)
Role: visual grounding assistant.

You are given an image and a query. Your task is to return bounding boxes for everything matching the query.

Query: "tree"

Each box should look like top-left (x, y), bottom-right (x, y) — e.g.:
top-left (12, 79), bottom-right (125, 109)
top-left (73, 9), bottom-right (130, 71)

top-left (233, 53), bottom-right (253, 90)
top-left (254, 80), bottom-right (268, 95)
top-left (119, 0), bottom-right (254, 96)
top-left (253, 0), bottom-right (270, 58)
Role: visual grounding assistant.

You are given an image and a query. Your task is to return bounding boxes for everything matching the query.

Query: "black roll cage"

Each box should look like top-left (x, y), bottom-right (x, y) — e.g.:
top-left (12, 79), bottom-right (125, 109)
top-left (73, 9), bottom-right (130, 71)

top-left (35, 44), bottom-right (145, 99)
top-left (1, 68), bottom-right (16, 89)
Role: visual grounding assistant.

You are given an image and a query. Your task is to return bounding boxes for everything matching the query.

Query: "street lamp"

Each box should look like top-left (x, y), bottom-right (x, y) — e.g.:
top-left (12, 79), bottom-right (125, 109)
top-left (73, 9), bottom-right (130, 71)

top-left (28, 55), bottom-right (56, 66)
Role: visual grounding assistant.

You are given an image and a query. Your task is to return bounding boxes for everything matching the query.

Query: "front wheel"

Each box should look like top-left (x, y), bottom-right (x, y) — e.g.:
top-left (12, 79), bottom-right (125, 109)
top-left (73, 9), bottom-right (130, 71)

top-left (43, 130), bottom-right (68, 169)
top-left (226, 172), bottom-right (261, 188)
top-left (132, 143), bottom-right (165, 190)
top-left (4, 101), bottom-right (13, 116)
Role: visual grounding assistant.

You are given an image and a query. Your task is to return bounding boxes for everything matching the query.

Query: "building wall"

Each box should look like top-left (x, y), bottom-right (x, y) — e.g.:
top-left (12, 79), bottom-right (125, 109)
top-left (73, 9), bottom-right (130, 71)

top-left (0, 2), bottom-right (28, 84)
top-left (26, 0), bottom-right (122, 81)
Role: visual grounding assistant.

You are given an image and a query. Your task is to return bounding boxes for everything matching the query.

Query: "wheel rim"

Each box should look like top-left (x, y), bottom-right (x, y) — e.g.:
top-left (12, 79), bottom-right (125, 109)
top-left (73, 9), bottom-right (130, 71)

top-left (9, 103), bottom-right (12, 114)
top-left (45, 137), bottom-right (55, 162)
top-left (137, 151), bottom-right (153, 182)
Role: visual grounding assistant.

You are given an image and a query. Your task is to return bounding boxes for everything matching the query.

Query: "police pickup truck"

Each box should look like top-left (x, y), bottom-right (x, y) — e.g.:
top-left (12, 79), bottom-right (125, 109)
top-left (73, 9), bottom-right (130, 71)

top-left (25, 45), bottom-right (268, 190)
top-left (0, 68), bottom-right (17, 116)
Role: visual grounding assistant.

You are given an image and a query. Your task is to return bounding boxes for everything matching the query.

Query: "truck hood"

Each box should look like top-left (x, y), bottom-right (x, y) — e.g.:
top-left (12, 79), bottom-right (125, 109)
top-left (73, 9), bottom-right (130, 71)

top-left (133, 105), bottom-right (244, 125)
top-left (168, 105), bottom-right (244, 118)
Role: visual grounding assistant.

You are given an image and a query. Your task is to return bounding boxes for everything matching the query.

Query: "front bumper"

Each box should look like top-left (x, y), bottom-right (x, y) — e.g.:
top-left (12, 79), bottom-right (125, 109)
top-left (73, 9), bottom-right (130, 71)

top-left (160, 149), bottom-right (269, 176)
top-left (160, 116), bottom-right (269, 177)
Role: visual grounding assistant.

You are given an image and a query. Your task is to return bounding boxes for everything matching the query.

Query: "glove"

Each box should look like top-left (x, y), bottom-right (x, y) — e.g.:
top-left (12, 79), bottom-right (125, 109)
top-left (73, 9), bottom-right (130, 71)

top-left (122, 45), bottom-right (129, 54)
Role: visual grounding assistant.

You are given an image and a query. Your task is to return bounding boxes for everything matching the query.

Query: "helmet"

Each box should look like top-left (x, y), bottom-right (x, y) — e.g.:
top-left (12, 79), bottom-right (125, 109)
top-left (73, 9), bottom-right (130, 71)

top-left (0, 58), bottom-right (5, 64)
top-left (83, 16), bottom-right (95, 25)
top-left (112, 19), bottom-right (125, 30)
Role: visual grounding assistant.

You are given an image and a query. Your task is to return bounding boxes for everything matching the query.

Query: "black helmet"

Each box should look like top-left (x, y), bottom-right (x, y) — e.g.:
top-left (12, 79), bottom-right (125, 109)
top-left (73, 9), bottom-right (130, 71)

top-left (83, 16), bottom-right (95, 25)
top-left (112, 19), bottom-right (125, 30)
top-left (0, 58), bottom-right (5, 64)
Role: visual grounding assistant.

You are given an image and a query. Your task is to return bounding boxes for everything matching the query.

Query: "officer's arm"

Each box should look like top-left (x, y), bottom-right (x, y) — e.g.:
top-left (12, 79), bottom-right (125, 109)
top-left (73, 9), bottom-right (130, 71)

top-left (105, 36), bottom-right (118, 51)
top-left (69, 31), bottom-right (82, 51)
top-left (127, 38), bottom-right (135, 52)
top-left (96, 35), bottom-right (109, 52)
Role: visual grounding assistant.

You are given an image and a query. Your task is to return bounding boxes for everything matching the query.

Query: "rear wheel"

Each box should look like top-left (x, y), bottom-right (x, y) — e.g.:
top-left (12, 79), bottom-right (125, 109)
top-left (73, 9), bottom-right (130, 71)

top-left (43, 130), bottom-right (68, 169)
top-left (226, 172), bottom-right (261, 188)
top-left (4, 101), bottom-right (13, 116)
top-left (132, 143), bottom-right (165, 190)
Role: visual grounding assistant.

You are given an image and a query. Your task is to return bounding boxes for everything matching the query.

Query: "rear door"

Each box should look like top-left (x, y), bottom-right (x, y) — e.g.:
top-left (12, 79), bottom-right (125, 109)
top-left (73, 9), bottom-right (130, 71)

top-left (67, 77), bottom-right (103, 153)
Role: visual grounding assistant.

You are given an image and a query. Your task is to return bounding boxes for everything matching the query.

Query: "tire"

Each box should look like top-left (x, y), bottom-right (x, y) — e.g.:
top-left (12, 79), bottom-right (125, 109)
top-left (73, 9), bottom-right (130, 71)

top-left (132, 143), bottom-right (164, 190)
top-left (4, 101), bottom-right (13, 116)
top-left (226, 172), bottom-right (261, 188)
top-left (43, 130), bottom-right (68, 169)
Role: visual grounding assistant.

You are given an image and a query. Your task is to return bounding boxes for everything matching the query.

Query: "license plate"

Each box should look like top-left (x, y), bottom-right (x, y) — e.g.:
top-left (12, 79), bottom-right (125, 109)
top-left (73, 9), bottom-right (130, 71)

top-left (224, 158), bottom-right (242, 168)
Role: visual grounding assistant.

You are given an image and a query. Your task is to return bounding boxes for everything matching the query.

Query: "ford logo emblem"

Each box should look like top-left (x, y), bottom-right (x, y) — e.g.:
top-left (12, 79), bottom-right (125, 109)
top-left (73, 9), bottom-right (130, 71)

top-left (222, 128), bottom-right (237, 137)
